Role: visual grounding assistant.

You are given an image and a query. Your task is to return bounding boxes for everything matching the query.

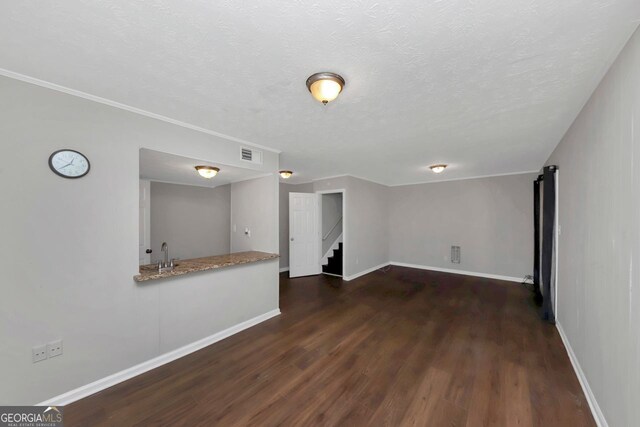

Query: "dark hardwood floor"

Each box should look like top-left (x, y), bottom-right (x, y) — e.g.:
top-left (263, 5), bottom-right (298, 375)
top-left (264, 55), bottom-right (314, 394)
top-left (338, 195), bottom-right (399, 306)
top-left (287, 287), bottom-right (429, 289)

top-left (65, 267), bottom-right (594, 426)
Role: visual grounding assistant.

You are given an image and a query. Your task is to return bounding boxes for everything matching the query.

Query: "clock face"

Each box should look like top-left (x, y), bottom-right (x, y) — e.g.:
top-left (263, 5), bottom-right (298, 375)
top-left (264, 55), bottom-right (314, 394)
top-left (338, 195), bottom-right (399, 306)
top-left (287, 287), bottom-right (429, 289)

top-left (49, 150), bottom-right (90, 179)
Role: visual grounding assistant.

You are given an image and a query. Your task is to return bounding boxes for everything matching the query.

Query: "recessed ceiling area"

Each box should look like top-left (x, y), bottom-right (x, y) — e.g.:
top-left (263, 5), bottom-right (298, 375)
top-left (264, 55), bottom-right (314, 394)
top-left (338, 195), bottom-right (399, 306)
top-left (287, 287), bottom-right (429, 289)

top-left (140, 149), bottom-right (266, 188)
top-left (1, 1), bottom-right (639, 185)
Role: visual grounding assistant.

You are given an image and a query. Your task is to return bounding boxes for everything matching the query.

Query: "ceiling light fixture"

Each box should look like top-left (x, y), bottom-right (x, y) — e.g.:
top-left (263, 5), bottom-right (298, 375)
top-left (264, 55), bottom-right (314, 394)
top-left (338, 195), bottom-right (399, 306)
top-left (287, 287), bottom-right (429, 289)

top-left (429, 164), bottom-right (447, 174)
top-left (306, 72), bottom-right (345, 105)
top-left (195, 165), bottom-right (220, 179)
top-left (279, 170), bottom-right (293, 179)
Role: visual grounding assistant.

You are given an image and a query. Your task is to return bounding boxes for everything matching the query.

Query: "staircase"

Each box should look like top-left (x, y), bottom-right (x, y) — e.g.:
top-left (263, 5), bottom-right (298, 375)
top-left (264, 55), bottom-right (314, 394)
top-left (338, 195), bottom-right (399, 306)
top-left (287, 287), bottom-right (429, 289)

top-left (322, 242), bottom-right (343, 276)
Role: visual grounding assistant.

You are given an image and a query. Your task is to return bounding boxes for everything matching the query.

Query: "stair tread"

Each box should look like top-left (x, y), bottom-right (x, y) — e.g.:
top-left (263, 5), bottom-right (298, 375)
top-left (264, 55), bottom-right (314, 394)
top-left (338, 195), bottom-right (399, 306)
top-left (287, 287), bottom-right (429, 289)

top-left (322, 244), bottom-right (343, 275)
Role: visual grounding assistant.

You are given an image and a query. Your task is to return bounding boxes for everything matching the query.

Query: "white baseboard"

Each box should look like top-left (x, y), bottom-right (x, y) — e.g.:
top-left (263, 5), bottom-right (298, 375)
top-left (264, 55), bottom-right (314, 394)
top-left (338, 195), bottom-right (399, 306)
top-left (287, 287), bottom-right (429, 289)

top-left (389, 261), bottom-right (526, 283)
top-left (37, 308), bottom-right (281, 406)
top-left (279, 267), bottom-right (289, 273)
top-left (342, 262), bottom-right (527, 283)
top-left (556, 322), bottom-right (607, 427)
top-left (343, 262), bottom-right (390, 281)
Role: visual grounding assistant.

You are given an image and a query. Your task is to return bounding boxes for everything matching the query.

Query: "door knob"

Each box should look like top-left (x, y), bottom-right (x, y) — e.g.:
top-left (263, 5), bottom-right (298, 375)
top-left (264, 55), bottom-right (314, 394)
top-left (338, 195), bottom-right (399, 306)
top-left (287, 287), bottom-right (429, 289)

top-left (290, 238), bottom-right (294, 241)
top-left (146, 249), bottom-right (152, 254)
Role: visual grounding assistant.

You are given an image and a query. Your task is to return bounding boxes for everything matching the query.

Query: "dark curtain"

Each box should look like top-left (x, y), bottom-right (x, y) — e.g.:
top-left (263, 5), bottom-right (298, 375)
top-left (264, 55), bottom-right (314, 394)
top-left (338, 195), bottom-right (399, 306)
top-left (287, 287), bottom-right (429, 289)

top-left (533, 175), bottom-right (543, 305)
top-left (541, 165), bottom-right (557, 323)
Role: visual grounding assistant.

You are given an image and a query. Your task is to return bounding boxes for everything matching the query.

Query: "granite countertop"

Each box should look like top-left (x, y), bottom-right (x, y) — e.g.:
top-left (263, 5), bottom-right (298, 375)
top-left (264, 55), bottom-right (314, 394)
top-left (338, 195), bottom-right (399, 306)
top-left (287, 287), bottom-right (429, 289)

top-left (134, 251), bottom-right (279, 282)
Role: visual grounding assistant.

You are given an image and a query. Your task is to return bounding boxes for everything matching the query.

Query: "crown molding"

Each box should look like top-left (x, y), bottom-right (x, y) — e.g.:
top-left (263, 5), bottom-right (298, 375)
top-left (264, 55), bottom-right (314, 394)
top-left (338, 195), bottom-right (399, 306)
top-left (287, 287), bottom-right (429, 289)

top-left (0, 68), bottom-right (281, 154)
top-left (387, 170), bottom-right (541, 187)
top-left (309, 170), bottom-right (540, 188)
top-left (312, 174), bottom-right (389, 187)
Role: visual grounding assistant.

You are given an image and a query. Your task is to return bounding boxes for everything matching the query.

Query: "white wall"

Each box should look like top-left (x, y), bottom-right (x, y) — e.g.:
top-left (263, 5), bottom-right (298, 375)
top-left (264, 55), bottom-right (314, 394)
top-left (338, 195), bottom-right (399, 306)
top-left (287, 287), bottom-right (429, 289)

top-left (150, 182), bottom-right (230, 262)
top-left (231, 175), bottom-right (279, 253)
top-left (545, 27), bottom-right (640, 427)
top-left (278, 182), bottom-right (313, 270)
top-left (0, 75), bottom-right (279, 404)
top-left (389, 173), bottom-right (535, 279)
top-left (313, 176), bottom-right (389, 278)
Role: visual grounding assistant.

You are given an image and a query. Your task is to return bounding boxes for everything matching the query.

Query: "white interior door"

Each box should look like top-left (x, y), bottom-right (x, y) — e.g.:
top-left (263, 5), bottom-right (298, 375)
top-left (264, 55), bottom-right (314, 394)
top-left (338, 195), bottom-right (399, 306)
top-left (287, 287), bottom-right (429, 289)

top-left (139, 180), bottom-right (151, 265)
top-left (289, 192), bottom-right (320, 278)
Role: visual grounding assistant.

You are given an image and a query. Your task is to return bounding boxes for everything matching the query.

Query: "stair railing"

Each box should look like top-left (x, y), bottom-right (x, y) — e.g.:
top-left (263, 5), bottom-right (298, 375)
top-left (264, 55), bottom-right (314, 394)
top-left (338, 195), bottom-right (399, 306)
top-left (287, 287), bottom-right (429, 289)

top-left (322, 216), bottom-right (343, 241)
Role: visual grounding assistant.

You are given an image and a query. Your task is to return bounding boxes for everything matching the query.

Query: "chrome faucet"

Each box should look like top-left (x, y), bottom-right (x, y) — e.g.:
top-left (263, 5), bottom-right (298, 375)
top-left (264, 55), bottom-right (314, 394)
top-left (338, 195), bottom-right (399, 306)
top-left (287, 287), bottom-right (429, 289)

top-left (158, 242), bottom-right (173, 272)
top-left (161, 242), bottom-right (169, 266)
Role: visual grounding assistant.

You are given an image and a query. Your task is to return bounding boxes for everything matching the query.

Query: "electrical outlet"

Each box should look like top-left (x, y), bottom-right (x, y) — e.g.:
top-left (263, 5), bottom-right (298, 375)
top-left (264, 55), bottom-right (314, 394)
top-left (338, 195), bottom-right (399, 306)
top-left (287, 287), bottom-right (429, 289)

top-left (32, 345), bottom-right (47, 363)
top-left (47, 340), bottom-right (63, 358)
top-left (451, 246), bottom-right (461, 264)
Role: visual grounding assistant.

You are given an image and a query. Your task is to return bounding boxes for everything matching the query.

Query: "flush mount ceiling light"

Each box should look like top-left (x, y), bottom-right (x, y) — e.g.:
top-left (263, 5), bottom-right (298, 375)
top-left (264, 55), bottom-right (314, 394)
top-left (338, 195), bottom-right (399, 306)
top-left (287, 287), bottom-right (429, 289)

top-left (429, 164), bottom-right (447, 174)
top-left (306, 72), bottom-right (345, 105)
top-left (279, 170), bottom-right (293, 179)
top-left (195, 165), bottom-right (220, 179)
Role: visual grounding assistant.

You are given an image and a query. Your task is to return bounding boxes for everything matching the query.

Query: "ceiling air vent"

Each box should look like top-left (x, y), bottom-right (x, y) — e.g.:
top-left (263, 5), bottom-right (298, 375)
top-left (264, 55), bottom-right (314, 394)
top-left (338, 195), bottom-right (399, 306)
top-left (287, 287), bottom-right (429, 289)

top-left (240, 147), bottom-right (263, 165)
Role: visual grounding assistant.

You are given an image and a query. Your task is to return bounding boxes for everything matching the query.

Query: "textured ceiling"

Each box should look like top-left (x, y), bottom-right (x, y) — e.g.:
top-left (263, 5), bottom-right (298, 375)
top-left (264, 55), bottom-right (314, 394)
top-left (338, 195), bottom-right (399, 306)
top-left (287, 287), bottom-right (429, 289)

top-left (1, 1), bottom-right (639, 185)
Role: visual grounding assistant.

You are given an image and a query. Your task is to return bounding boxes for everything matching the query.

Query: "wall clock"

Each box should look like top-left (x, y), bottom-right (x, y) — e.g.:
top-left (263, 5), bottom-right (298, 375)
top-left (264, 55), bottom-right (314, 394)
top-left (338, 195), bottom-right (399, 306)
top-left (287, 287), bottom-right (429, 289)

top-left (48, 149), bottom-right (90, 179)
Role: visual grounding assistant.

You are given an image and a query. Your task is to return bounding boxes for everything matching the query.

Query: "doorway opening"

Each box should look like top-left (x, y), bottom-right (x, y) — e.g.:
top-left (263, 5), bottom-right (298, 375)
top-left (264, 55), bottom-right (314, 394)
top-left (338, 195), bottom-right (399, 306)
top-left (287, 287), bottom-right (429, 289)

top-left (318, 190), bottom-right (344, 277)
top-left (288, 189), bottom-right (345, 279)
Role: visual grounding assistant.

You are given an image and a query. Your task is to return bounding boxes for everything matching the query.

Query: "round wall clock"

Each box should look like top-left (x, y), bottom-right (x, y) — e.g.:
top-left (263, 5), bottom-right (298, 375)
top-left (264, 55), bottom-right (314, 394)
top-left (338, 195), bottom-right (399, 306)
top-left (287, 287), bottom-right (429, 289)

top-left (48, 149), bottom-right (90, 179)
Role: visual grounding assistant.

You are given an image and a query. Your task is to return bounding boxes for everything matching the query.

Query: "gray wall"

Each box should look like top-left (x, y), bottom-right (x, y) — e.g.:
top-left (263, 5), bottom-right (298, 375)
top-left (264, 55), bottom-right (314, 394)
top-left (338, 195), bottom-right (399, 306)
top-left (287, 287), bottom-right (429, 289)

top-left (545, 27), bottom-right (640, 427)
top-left (278, 182), bottom-right (313, 270)
top-left (0, 75), bottom-right (279, 405)
top-left (150, 182), bottom-right (230, 262)
top-left (389, 173), bottom-right (535, 279)
top-left (231, 175), bottom-right (279, 254)
top-left (321, 193), bottom-right (343, 255)
top-left (314, 176), bottom-right (389, 278)
top-left (281, 175), bottom-right (532, 280)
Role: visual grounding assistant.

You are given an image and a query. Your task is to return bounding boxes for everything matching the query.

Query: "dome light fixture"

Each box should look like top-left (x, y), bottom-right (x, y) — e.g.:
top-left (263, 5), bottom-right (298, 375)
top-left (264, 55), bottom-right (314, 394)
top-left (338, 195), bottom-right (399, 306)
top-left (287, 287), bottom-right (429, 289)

top-left (306, 72), bottom-right (345, 105)
top-left (429, 164), bottom-right (447, 174)
top-left (195, 165), bottom-right (220, 179)
top-left (279, 170), bottom-right (293, 179)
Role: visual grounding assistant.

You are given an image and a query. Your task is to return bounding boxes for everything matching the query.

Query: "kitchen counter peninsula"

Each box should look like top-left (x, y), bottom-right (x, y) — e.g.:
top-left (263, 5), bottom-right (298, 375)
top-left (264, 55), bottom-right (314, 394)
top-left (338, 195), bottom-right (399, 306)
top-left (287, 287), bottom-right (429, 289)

top-left (134, 251), bottom-right (279, 282)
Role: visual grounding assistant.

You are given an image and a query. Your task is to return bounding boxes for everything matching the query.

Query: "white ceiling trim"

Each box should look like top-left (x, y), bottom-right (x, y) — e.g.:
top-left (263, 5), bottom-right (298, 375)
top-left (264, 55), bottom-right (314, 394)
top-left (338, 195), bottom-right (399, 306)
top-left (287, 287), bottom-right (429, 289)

top-left (144, 172), bottom-right (274, 189)
top-left (387, 170), bottom-right (541, 187)
top-left (142, 178), bottom-right (223, 190)
top-left (280, 180), bottom-right (314, 186)
top-left (229, 172), bottom-right (275, 185)
top-left (312, 174), bottom-right (388, 187)
top-left (310, 170), bottom-right (540, 188)
top-left (0, 68), bottom-right (281, 154)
